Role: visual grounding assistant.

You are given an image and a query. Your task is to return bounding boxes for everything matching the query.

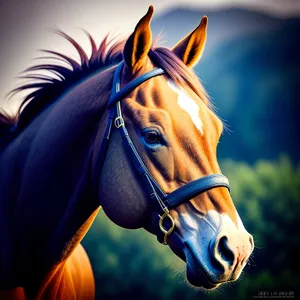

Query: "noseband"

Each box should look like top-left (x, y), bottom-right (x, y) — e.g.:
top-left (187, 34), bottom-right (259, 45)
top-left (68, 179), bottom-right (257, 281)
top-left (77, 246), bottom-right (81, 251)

top-left (95, 61), bottom-right (230, 245)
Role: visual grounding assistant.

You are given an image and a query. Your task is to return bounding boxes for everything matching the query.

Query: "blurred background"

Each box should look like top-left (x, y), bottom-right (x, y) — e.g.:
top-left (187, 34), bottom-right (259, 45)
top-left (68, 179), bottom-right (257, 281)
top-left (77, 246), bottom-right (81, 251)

top-left (1, 0), bottom-right (300, 299)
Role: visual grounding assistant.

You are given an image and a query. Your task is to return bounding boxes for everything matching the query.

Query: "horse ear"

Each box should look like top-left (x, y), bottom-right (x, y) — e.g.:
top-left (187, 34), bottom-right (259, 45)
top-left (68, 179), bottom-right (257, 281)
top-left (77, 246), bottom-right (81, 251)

top-left (123, 5), bottom-right (154, 74)
top-left (172, 16), bottom-right (208, 67)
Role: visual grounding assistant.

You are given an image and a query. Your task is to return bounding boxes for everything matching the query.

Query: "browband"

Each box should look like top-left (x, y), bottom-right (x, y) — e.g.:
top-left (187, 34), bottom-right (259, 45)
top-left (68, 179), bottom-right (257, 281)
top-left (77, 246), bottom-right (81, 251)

top-left (107, 62), bottom-right (165, 108)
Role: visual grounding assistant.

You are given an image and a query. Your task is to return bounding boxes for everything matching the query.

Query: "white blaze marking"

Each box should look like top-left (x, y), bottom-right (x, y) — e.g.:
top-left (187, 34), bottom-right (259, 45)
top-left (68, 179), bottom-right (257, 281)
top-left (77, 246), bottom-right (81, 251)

top-left (179, 209), bottom-right (249, 238)
top-left (167, 80), bottom-right (203, 134)
top-left (181, 212), bottom-right (199, 231)
top-left (236, 210), bottom-right (246, 230)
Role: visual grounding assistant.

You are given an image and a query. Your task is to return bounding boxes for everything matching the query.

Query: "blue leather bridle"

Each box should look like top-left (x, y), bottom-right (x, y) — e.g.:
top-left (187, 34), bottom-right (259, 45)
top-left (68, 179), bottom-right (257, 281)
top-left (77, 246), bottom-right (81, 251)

top-left (96, 61), bottom-right (230, 245)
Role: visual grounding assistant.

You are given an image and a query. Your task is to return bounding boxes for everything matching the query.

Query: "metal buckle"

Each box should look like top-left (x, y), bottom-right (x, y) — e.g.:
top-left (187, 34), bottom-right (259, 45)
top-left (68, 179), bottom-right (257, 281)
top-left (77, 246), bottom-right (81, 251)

top-left (159, 208), bottom-right (175, 245)
top-left (114, 116), bottom-right (124, 128)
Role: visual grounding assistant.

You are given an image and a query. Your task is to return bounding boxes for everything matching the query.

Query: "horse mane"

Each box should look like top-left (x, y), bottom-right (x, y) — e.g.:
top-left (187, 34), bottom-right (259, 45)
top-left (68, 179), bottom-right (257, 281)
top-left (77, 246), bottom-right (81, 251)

top-left (0, 30), bottom-right (209, 138)
top-left (0, 31), bottom-right (125, 135)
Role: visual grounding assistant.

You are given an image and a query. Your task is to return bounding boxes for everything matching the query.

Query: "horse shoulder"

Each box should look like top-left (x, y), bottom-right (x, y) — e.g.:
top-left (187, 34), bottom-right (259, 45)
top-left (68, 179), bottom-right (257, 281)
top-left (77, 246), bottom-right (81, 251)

top-left (36, 243), bottom-right (95, 300)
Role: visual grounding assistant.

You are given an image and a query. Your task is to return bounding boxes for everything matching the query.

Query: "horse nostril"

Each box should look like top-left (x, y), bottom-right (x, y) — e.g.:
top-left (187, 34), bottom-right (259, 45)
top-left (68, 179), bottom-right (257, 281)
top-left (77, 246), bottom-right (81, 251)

top-left (209, 234), bottom-right (236, 273)
top-left (218, 236), bottom-right (235, 264)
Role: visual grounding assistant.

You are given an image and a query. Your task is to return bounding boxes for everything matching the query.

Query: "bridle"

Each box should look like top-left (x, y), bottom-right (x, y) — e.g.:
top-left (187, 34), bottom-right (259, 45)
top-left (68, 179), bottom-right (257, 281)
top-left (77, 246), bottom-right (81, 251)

top-left (94, 60), bottom-right (230, 245)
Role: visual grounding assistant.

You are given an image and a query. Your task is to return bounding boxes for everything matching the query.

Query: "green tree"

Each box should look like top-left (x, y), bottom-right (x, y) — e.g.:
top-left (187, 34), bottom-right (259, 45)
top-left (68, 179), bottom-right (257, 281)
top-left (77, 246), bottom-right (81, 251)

top-left (83, 156), bottom-right (300, 299)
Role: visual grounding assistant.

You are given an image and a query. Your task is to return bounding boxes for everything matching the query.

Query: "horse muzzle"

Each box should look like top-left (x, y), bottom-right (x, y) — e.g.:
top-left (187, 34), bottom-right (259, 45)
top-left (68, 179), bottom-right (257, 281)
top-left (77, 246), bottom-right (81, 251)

top-left (169, 210), bottom-right (254, 289)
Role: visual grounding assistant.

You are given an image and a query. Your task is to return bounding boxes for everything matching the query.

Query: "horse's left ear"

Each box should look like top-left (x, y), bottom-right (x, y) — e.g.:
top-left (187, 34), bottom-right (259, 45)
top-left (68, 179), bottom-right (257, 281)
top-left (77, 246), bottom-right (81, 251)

top-left (123, 5), bottom-right (154, 74)
top-left (172, 16), bottom-right (208, 68)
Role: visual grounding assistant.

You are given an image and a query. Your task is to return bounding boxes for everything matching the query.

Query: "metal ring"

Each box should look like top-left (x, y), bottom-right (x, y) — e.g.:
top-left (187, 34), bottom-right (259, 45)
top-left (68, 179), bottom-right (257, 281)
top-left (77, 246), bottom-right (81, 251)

top-left (159, 210), bottom-right (175, 245)
top-left (114, 116), bottom-right (124, 128)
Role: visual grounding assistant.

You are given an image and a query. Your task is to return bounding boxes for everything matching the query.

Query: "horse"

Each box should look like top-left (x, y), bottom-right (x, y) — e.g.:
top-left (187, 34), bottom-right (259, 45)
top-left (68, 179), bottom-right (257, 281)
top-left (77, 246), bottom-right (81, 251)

top-left (0, 5), bottom-right (254, 299)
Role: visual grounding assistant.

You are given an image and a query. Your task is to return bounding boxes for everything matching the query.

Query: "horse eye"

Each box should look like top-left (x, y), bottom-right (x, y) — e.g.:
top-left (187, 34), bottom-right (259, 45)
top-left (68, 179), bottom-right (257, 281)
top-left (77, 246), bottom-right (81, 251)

top-left (143, 130), bottom-right (160, 144)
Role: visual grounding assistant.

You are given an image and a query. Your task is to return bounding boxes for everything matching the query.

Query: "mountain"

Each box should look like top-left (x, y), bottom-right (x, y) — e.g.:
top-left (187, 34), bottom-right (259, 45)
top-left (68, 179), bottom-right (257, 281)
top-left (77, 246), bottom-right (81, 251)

top-left (153, 8), bottom-right (300, 163)
top-left (199, 19), bottom-right (300, 162)
top-left (152, 7), bottom-right (283, 53)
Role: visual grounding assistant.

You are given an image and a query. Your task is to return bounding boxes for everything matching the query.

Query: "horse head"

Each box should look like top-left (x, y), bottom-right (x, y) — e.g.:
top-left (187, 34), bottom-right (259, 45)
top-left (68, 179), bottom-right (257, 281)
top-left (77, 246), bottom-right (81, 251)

top-left (95, 6), bottom-right (254, 289)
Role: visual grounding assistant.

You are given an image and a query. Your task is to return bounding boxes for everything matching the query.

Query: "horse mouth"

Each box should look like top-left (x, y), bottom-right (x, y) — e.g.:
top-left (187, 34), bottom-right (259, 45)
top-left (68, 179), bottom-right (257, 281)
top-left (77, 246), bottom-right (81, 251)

top-left (167, 224), bottom-right (252, 289)
top-left (167, 232), bottom-right (220, 289)
top-left (184, 245), bottom-right (220, 289)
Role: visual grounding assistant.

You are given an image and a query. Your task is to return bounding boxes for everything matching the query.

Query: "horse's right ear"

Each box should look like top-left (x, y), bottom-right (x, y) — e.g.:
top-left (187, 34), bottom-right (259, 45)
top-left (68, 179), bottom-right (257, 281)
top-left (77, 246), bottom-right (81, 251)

top-left (123, 6), bottom-right (154, 75)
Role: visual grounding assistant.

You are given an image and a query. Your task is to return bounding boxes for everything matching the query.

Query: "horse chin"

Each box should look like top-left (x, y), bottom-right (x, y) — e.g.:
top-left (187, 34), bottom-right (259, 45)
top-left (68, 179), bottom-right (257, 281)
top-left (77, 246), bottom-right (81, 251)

top-left (187, 272), bottom-right (220, 290)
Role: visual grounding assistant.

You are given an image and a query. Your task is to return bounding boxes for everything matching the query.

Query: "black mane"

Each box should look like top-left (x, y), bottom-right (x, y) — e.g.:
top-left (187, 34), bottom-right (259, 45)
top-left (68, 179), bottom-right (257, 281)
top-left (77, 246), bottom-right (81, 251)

top-left (0, 31), bottom-right (125, 134)
top-left (0, 30), bottom-right (209, 139)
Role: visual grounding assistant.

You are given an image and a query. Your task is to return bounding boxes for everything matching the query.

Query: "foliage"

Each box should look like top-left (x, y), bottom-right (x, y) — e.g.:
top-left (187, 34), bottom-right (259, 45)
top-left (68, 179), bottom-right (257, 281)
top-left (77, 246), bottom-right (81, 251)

top-left (197, 20), bottom-right (300, 163)
top-left (82, 156), bottom-right (300, 299)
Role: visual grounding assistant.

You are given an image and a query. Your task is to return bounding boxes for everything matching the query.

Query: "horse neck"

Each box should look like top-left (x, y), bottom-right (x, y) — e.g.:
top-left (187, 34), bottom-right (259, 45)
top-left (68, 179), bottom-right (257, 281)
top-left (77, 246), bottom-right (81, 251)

top-left (0, 67), bottom-right (114, 290)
